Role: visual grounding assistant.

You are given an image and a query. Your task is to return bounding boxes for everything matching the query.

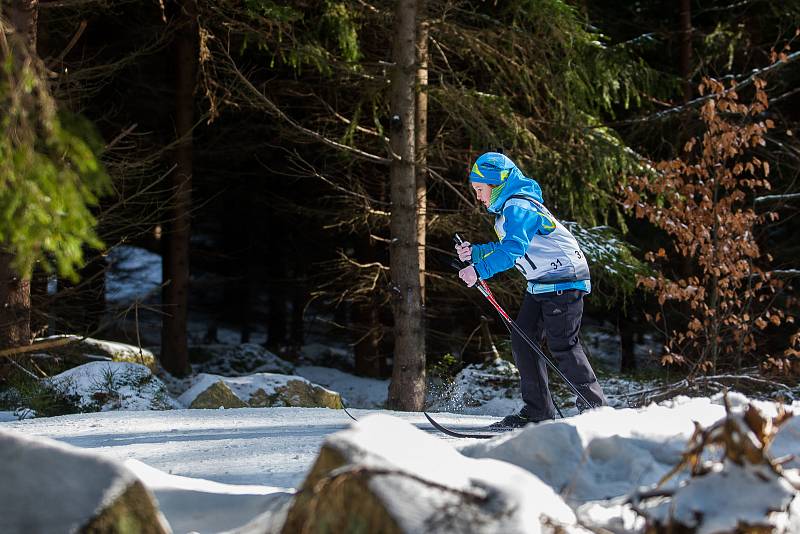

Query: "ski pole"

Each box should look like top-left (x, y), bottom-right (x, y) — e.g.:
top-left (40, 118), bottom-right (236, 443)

top-left (454, 234), bottom-right (593, 411)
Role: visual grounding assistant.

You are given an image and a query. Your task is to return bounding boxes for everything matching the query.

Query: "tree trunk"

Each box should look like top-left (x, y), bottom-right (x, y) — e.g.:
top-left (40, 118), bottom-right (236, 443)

top-left (30, 265), bottom-right (48, 338)
top-left (6, 0), bottom-right (38, 50)
top-left (0, 1), bottom-right (39, 350)
top-left (267, 270), bottom-right (287, 350)
top-left (678, 0), bottom-right (692, 103)
top-left (619, 312), bottom-right (637, 373)
top-left (387, 0), bottom-right (425, 411)
top-left (290, 263), bottom-right (307, 348)
top-left (0, 253), bottom-right (31, 350)
top-left (415, 0), bottom-right (428, 305)
top-left (354, 302), bottom-right (383, 377)
top-left (161, 0), bottom-right (196, 376)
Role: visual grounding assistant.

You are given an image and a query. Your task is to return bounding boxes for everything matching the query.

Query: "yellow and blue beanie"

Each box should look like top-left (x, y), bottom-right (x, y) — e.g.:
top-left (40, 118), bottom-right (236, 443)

top-left (469, 152), bottom-right (516, 186)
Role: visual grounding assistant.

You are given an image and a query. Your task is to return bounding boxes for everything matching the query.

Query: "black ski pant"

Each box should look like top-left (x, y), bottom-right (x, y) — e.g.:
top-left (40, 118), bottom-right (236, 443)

top-left (512, 289), bottom-right (607, 421)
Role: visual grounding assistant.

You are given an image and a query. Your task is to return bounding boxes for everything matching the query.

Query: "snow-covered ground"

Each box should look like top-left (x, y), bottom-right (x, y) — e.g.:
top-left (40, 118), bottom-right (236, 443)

top-left (3, 395), bottom-right (799, 533)
top-left (295, 365), bottom-right (389, 408)
top-left (0, 408), bottom-right (481, 488)
top-left (1, 407), bottom-right (490, 532)
top-left (105, 245), bottom-right (162, 303)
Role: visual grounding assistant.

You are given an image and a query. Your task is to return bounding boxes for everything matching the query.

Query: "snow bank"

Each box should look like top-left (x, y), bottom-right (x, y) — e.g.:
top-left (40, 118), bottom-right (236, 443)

top-left (126, 459), bottom-right (293, 534)
top-left (285, 413), bottom-right (576, 533)
top-left (461, 393), bottom-right (800, 532)
top-left (0, 429), bottom-right (169, 533)
top-left (641, 461), bottom-right (798, 534)
top-left (461, 400), bottom-right (722, 502)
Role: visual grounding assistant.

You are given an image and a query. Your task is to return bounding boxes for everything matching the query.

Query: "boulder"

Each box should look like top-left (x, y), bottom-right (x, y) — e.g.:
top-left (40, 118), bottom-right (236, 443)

top-left (188, 344), bottom-right (295, 376)
top-left (0, 429), bottom-right (170, 533)
top-left (35, 335), bottom-right (158, 372)
top-left (281, 414), bottom-right (576, 534)
top-left (638, 460), bottom-right (799, 533)
top-left (179, 373), bottom-right (343, 410)
top-left (248, 379), bottom-right (342, 409)
top-left (49, 361), bottom-right (180, 412)
top-left (189, 380), bottom-right (249, 409)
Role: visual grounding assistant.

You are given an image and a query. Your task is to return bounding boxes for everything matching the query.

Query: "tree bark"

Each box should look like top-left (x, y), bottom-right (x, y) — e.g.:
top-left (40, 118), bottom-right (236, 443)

top-left (30, 265), bottom-right (48, 338)
top-left (387, 0), bottom-right (425, 411)
top-left (161, 0), bottom-right (196, 376)
top-left (619, 312), bottom-right (637, 373)
top-left (354, 302), bottom-right (383, 377)
top-left (678, 0), bottom-right (692, 103)
top-left (5, 0), bottom-right (38, 50)
top-left (415, 0), bottom-right (428, 305)
top-left (0, 1), bottom-right (39, 350)
top-left (289, 263), bottom-right (307, 348)
top-left (0, 253), bottom-right (31, 350)
top-left (267, 268), bottom-right (287, 349)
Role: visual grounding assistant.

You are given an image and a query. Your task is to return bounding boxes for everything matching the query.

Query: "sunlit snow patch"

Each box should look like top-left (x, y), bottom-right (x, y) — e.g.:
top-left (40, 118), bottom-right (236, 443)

top-left (105, 245), bottom-right (162, 303)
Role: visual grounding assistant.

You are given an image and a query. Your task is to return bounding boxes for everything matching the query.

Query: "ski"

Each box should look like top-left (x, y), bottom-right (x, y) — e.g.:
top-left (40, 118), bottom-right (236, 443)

top-left (344, 406), bottom-right (511, 439)
top-left (423, 412), bottom-right (513, 439)
top-left (341, 399), bottom-right (359, 422)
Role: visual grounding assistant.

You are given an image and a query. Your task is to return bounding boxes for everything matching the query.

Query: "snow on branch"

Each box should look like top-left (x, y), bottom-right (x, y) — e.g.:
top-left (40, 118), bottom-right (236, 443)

top-left (755, 192), bottom-right (800, 204)
top-left (621, 49), bottom-right (800, 125)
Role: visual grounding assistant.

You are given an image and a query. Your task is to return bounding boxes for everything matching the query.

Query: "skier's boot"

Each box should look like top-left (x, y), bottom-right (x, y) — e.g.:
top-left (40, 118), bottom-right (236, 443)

top-left (488, 411), bottom-right (532, 430)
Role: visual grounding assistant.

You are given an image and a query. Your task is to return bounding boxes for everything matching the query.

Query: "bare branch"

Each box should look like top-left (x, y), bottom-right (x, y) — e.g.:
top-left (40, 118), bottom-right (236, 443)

top-left (214, 42), bottom-right (391, 165)
top-left (612, 50), bottom-right (800, 126)
top-left (755, 193), bottom-right (800, 204)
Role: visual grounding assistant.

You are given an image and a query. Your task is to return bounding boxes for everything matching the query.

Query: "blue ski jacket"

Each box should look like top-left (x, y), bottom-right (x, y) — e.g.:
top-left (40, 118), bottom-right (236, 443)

top-left (470, 157), bottom-right (591, 295)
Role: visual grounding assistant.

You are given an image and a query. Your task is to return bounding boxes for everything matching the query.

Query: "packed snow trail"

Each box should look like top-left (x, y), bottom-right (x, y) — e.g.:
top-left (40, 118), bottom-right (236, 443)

top-left (0, 407), bottom-right (494, 488)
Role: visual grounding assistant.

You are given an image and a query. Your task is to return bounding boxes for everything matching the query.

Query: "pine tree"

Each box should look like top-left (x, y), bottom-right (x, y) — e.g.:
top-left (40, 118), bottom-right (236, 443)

top-left (386, 0), bottom-right (425, 411)
top-left (0, 1), bottom-right (109, 349)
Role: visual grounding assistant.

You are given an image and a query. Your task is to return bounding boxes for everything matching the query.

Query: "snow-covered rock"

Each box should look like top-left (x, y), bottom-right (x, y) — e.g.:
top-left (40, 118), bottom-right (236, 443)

top-left (187, 380), bottom-right (249, 409)
top-left (640, 461), bottom-right (798, 533)
top-left (35, 335), bottom-right (158, 371)
top-left (770, 415), bottom-right (800, 470)
top-left (282, 413), bottom-right (577, 533)
top-left (189, 343), bottom-right (295, 376)
top-left (298, 342), bottom-right (354, 370)
top-left (462, 394), bottom-right (800, 532)
top-left (461, 402), bottom-right (710, 504)
top-left (49, 361), bottom-right (180, 412)
top-left (178, 372), bottom-right (343, 409)
top-left (0, 429), bottom-right (170, 533)
top-left (296, 365), bottom-right (389, 408)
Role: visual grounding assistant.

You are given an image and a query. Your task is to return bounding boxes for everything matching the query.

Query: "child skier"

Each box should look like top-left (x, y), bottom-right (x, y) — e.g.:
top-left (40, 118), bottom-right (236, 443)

top-left (456, 152), bottom-right (607, 428)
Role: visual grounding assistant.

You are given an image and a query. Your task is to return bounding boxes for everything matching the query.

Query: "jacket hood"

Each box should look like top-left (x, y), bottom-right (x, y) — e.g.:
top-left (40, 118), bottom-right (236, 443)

top-left (486, 161), bottom-right (543, 214)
